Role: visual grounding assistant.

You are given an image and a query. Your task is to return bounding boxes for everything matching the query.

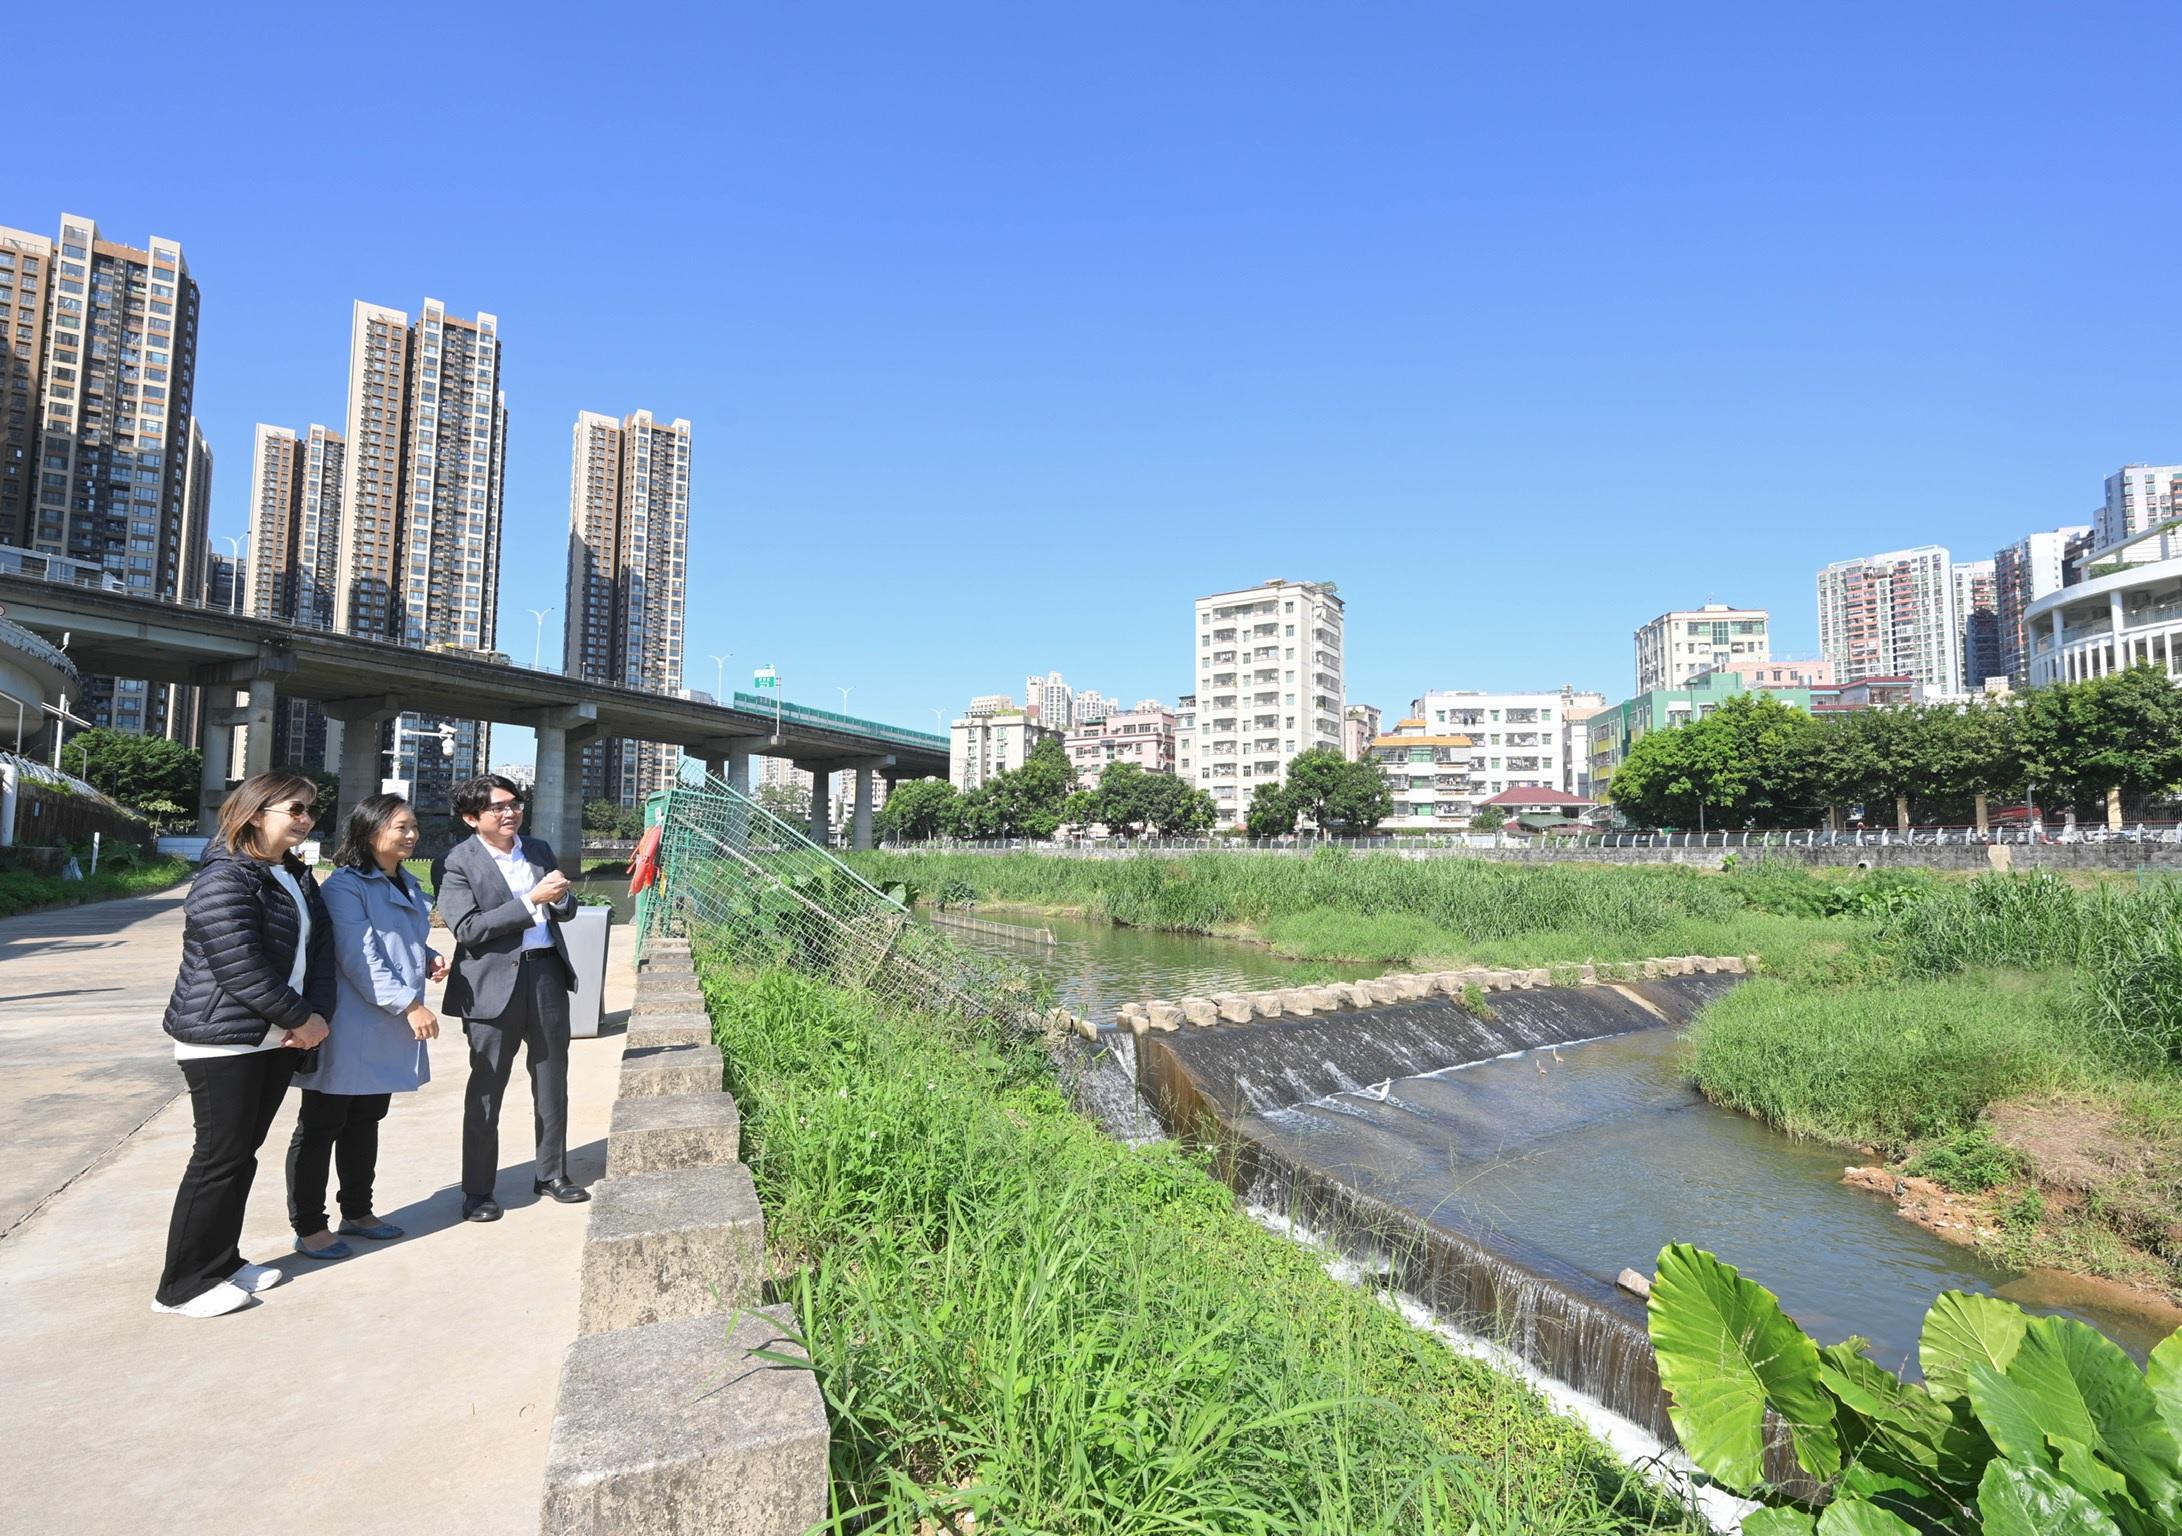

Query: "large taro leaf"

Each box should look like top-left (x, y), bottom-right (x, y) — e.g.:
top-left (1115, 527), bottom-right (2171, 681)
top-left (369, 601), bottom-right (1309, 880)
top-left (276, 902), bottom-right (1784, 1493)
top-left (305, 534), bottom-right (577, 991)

top-left (1813, 1499), bottom-right (1919, 1534)
top-left (1742, 1509), bottom-right (1819, 1536)
top-left (1817, 1339), bottom-right (1963, 1504)
top-left (2149, 1330), bottom-right (2182, 1442)
top-left (1977, 1459), bottom-right (2125, 1536)
top-left (1969, 1315), bottom-right (2181, 1526)
top-left (1921, 1290), bottom-right (2028, 1405)
top-left (1649, 1243), bottom-right (1842, 1491)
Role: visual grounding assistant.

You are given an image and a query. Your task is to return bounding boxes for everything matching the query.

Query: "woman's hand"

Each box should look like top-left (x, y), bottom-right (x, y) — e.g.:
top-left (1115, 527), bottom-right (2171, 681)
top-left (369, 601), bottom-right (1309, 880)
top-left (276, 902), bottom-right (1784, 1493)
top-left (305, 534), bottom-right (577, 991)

top-left (285, 1014), bottom-right (331, 1049)
top-left (427, 953), bottom-right (449, 982)
top-left (405, 1001), bottom-right (440, 1042)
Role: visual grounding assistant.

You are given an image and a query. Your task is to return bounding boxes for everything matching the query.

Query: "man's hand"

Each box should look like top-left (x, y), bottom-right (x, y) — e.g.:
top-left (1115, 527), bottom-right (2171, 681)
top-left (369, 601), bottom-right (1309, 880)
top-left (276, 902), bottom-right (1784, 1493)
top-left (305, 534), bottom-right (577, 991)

top-left (532, 869), bottom-right (571, 905)
top-left (405, 1001), bottom-right (440, 1041)
top-left (285, 1014), bottom-right (331, 1049)
top-left (427, 953), bottom-right (449, 982)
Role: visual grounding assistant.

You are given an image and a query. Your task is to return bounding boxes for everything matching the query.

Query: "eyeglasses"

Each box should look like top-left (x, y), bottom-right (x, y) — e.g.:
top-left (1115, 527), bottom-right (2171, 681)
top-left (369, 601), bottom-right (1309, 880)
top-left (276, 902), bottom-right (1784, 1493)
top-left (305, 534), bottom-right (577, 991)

top-left (269, 801), bottom-right (317, 820)
top-left (483, 799), bottom-right (524, 816)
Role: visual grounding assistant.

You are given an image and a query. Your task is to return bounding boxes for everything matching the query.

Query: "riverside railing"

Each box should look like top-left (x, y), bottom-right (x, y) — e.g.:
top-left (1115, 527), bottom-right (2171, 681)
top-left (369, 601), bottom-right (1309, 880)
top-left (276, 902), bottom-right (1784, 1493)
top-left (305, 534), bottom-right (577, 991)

top-left (641, 774), bottom-right (1039, 1026)
top-left (876, 822), bottom-right (2182, 855)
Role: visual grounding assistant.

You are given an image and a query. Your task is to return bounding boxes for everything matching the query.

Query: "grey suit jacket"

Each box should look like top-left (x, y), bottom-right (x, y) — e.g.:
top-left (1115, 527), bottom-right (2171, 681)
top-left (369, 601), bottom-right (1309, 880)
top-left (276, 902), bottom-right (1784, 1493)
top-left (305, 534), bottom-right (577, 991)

top-left (431, 833), bottom-right (577, 1022)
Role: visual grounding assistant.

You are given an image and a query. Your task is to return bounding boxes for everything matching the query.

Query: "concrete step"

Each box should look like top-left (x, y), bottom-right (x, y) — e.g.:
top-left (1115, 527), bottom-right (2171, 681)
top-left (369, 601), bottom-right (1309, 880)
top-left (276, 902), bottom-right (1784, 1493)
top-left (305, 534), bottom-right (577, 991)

top-left (607, 1092), bottom-right (743, 1178)
top-left (578, 1164), bottom-right (764, 1334)
top-left (618, 1042), bottom-right (723, 1097)
top-left (632, 984), bottom-right (704, 1017)
top-left (624, 1013), bottom-right (712, 1049)
top-left (540, 1306), bottom-right (826, 1535)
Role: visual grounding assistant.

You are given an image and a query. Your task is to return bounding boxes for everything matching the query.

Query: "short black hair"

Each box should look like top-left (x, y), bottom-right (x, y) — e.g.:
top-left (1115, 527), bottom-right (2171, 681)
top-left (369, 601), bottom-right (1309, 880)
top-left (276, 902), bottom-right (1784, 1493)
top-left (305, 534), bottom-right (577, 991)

top-left (453, 773), bottom-right (525, 821)
top-left (333, 792), bottom-right (416, 871)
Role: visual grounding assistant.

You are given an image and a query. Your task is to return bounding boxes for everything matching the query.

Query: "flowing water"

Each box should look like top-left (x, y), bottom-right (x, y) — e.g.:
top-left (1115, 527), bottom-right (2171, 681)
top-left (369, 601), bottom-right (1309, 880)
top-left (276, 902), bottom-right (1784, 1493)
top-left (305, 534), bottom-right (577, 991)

top-left (947, 912), bottom-right (2179, 1437)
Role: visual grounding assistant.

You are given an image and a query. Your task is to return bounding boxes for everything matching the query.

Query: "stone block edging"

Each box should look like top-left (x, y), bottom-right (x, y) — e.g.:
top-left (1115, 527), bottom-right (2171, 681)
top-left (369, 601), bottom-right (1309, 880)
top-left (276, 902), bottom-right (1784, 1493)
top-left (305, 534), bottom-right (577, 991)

top-left (578, 1164), bottom-right (765, 1334)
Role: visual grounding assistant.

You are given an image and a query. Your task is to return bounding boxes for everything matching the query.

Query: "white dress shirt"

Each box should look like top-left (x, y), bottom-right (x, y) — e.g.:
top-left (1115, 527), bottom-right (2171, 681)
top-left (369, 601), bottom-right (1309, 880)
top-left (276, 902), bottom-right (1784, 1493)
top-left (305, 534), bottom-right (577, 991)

top-left (489, 839), bottom-right (555, 951)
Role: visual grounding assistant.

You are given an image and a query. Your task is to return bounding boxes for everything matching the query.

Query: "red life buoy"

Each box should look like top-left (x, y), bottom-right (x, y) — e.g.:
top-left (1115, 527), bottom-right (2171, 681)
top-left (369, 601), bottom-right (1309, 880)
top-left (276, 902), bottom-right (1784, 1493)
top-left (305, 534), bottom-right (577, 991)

top-left (629, 824), bottom-right (664, 894)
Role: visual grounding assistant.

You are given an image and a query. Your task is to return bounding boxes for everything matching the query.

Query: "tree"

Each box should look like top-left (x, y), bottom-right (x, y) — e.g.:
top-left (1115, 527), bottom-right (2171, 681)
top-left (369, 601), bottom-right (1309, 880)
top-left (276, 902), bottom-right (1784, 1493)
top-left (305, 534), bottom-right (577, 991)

top-left (583, 797), bottom-right (622, 832)
top-left (874, 776), bottom-right (959, 842)
top-left (69, 727), bottom-right (201, 824)
top-left (1470, 804), bottom-right (1506, 832)
top-left (1606, 693), bottom-right (1828, 830)
top-left (2020, 665), bottom-right (2182, 824)
top-left (957, 736), bottom-right (1077, 840)
top-left (756, 781), bottom-right (810, 821)
top-left (1244, 781), bottom-right (1297, 836)
top-left (1082, 761), bottom-right (1157, 837)
top-left (1143, 773), bottom-right (1217, 836)
top-left (1279, 746), bottom-right (1393, 834)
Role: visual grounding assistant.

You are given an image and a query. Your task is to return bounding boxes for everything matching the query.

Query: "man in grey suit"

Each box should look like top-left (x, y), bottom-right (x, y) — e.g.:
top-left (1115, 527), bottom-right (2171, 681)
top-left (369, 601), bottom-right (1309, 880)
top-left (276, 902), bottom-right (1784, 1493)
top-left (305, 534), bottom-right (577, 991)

top-left (432, 773), bottom-right (588, 1222)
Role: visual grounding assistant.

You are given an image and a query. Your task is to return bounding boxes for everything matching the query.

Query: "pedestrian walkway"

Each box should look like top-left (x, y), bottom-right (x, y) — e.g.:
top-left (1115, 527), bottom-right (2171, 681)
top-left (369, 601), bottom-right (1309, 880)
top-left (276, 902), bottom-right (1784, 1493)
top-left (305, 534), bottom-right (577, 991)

top-left (0, 888), bottom-right (636, 1536)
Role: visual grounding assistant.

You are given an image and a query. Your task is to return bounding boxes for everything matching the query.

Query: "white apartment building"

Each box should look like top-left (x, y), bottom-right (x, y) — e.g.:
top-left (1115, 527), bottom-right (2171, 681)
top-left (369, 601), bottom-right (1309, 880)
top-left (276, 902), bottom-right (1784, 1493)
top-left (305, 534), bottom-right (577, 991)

top-left (2097, 464), bottom-right (2182, 550)
top-left (1633, 605), bottom-right (1769, 693)
top-left (1993, 527), bottom-right (2090, 686)
top-left (950, 711), bottom-right (1060, 793)
top-left (1816, 545), bottom-right (1958, 696)
top-left (966, 693), bottom-right (1013, 717)
top-left (1192, 579), bottom-right (1345, 825)
top-left (1413, 686), bottom-right (1606, 805)
top-left (1075, 688), bottom-right (1115, 724)
top-left (1952, 557), bottom-right (2001, 694)
top-left (1025, 671), bottom-right (1073, 729)
top-left (1174, 694), bottom-right (1195, 784)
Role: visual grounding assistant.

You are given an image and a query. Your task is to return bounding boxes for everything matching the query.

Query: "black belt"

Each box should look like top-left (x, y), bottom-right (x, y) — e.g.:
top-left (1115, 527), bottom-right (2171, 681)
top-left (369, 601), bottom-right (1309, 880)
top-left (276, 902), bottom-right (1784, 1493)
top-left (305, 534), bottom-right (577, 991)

top-left (519, 947), bottom-right (558, 961)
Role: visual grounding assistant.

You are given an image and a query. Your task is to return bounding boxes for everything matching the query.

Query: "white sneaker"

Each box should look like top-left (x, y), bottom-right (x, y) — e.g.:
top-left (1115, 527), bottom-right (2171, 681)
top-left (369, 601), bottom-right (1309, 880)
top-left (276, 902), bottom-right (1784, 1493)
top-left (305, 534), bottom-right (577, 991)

top-left (150, 1281), bottom-right (253, 1318)
top-left (232, 1261), bottom-right (285, 1294)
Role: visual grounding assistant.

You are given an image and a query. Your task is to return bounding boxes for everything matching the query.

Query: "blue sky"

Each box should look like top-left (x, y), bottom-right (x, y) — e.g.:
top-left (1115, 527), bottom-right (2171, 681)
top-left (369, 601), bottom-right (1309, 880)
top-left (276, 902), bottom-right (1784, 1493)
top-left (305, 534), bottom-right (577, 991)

top-left (14, 3), bottom-right (2181, 758)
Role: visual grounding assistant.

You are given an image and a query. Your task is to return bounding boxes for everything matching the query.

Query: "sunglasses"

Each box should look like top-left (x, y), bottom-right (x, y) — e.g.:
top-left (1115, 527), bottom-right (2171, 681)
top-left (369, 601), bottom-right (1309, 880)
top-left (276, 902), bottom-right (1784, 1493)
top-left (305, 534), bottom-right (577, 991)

top-left (266, 801), bottom-right (317, 820)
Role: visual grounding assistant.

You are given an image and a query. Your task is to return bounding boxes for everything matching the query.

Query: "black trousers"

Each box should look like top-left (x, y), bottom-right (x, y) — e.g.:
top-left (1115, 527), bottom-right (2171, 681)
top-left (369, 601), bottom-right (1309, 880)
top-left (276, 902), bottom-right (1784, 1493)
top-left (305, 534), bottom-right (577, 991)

top-left (461, 955), bottom-right (572, 1197)
top-left (284, 1089), bottom-right (393, 1236)
top-left (157, 1049), bottom-right (299, 1306)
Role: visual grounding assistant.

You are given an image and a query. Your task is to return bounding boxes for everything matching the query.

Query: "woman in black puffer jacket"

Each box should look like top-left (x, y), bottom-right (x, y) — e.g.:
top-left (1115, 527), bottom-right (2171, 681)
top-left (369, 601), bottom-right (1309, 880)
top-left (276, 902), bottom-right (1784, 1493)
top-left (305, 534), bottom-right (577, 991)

top-left (154, 769), bottom-right (335, 1318)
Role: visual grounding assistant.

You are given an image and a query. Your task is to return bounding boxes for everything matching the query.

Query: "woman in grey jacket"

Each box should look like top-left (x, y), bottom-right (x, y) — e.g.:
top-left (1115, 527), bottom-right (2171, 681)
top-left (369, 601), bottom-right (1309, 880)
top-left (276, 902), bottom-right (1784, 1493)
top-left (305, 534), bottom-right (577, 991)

top-left (286, 793), bottom-right (444, 1259)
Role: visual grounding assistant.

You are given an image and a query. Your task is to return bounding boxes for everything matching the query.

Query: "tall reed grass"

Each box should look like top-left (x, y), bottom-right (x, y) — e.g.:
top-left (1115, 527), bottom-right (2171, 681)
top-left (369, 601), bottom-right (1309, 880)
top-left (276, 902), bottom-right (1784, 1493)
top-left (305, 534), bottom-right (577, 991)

top-left (701, 961), bottom-right (1703, 1534)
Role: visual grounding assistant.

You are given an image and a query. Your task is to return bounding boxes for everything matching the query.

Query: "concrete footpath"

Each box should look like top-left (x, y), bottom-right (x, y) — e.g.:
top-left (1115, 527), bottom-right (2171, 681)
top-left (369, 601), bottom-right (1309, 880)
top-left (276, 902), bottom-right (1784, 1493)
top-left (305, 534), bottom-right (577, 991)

top-left (0, 885), bottom-right (635, 1536)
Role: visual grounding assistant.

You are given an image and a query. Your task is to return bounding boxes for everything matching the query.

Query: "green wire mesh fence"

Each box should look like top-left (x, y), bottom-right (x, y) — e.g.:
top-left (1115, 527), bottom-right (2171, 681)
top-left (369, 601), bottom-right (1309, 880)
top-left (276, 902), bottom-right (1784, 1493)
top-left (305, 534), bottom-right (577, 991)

top-left (640, 773), bottom-right (1044, 1028)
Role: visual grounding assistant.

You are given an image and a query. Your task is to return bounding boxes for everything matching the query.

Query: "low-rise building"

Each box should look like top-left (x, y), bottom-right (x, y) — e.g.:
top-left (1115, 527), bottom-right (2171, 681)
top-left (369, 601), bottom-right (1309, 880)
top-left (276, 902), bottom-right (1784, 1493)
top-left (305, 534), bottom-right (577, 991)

top-left (1711, 657), bottom-right (1835, 689)
top-left (1411, 687), bottom-right (1603, 802)
top-left (1370, 719), bottom-right (1477, 829)
top-left (1480, 785), bottom-right (1600, 833)
top-left (1065, 705), bottom-right (1177, 788)
top-left (1587, 672), bottom-right (1774, 805)
top-left (950, 710), bottom-right (1060, 793)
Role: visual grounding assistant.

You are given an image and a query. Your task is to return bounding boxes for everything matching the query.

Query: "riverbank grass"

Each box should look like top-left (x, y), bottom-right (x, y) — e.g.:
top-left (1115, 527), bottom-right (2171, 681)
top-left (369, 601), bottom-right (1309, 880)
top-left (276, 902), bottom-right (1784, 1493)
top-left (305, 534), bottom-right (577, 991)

top-left (699, 960), bottom-right (1702, 1534)
top-left (0, 852), bottom-right (193, 918)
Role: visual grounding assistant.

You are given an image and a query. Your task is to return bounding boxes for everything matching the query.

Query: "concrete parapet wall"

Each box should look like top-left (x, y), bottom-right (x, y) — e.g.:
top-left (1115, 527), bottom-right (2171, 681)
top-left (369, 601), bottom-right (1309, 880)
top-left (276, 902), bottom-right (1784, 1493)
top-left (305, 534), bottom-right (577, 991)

top-left (541, 962), bottom-right (828, 1532)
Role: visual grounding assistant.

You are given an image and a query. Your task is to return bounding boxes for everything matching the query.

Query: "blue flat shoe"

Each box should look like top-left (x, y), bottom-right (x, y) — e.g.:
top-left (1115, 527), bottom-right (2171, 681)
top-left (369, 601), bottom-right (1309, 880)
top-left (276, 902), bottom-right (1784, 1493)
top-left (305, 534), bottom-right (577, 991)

top-left (336, 1219), bottom-right (404, 1241)
top-left (293, 1236), bottom-right (352, 1260)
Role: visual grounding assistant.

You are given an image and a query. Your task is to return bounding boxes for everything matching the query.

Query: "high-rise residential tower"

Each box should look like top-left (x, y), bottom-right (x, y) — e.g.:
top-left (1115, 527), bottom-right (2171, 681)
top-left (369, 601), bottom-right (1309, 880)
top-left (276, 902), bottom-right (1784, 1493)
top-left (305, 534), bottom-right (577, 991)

top-left (333, 299), bottom-right (506, 809)
top-left (2098, 464), bottom-right (2182, 550)
top-left (1025, 670), bottom-right (1074, 730)
top-left (1993, 527), bottom-right (2090, 686)
top-left (1952, 558), bottom-right (2001, 693)
top-left (1816, 545), bottom-right (1958, 695)
top-left (249, 423), bottom-right (346, 765)
top-left (1191, 578), bottom-right (1345, 826)
top-left (1633, 605), bottom-right (1770, 693)
top-left (563, 409), bottom-right (691, 806)
top-left (0, 214), bottom-right (205, 739)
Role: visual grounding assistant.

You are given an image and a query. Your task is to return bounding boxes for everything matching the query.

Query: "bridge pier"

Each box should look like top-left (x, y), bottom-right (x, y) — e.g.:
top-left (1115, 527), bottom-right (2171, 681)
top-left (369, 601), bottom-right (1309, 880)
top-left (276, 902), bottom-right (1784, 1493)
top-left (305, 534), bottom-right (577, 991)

top-left (806, 769), bottom-right (830, 847)
top-left (852, 767), bottom-right (875, 851)
top-left (519, 704), bottom-right (601, 862)
top-left (196, 710), bottom-right (231, 832)
top-left (325, 694), bottom-right (403, 820)
top-left (696, 736), bottom-right (766, 796)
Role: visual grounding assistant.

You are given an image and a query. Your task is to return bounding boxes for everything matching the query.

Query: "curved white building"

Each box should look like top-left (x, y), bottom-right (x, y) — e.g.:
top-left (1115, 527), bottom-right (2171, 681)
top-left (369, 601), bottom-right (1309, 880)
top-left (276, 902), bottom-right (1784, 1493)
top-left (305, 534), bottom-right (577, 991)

top-left (2025, 525), bottom-right (2182, 686)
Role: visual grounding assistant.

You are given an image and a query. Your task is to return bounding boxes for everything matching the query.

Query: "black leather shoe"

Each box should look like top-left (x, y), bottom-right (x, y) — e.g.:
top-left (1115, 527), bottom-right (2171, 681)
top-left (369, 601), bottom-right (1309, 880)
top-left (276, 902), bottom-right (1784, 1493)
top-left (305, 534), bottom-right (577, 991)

top-left (462, 1196), bottom-right (502, 1223)
top-left (535, 1178), bottom-right (591, 1204)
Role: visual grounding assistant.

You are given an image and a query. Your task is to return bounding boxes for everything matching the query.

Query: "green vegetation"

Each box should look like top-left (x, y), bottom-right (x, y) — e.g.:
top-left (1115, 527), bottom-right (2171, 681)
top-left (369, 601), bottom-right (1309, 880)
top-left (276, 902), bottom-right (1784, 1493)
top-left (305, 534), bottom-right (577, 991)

top-left (581, 797), bottom-right (645, 839)
top-left (66, 725), bottom-right (201, 825)
top-left (0, 848), bottom-right (193, 917)
top-left (876, 748), bottom-right (1220, 843)
top-left (1647, 1243), bottom-right (2182, 1533)
top-left (1246, 746), bottom-right (1395, 836)
top-left (1605, 665), bottom-right (2182, 829)
top-left (1062, 759), bottom-right (1219, 839)
top-left (699, 961), bottom-right (1702, 1533)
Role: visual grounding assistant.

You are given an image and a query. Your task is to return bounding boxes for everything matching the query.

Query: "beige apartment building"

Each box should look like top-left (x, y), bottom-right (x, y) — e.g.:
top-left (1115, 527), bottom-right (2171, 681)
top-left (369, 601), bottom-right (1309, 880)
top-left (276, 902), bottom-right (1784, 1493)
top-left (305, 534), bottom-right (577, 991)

top-left (1633, 604), bottom-right (1769, 693)
top-left (248, 423), bottom-right (347, 765)
top-left (333, 298), bottom-right (508, 809)
top-left (1192, 578), bottom-right (1345, 825)
top-left (564, 409), bottom-right (693, 807)
top-left (0, 214), bottom-right (206, 740)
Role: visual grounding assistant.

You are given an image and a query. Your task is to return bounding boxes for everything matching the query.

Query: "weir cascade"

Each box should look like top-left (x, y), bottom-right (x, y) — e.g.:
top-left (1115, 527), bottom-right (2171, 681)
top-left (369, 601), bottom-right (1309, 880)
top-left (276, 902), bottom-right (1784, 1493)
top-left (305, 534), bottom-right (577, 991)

top-left (1133, 974), bottom-right (1738, 1441)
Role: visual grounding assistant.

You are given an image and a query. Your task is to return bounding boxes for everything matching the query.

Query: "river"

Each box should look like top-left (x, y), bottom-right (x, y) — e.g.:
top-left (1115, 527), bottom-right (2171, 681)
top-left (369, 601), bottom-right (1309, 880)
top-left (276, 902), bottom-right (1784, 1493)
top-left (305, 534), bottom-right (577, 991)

top-left (939, 909), bottom-right (2179, 1374)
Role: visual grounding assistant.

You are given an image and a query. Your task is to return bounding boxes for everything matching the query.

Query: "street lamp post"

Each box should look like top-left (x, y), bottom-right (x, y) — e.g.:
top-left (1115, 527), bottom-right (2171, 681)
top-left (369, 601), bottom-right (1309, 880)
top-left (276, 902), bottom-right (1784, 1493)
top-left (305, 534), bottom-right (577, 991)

top-left (526, 607), bottom-right (555, 671)
top-left (220, 533), bottom-right (250, 614)
top-left (710, 653), bottom-right (731, 703)
top-left (838, 686), bottom-right (852, 716)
